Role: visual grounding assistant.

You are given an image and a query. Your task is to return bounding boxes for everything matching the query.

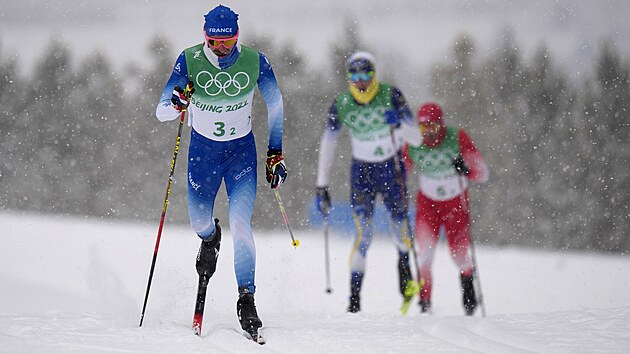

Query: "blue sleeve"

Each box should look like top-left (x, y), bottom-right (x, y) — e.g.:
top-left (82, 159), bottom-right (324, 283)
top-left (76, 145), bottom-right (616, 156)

top-left (257, 53), bottom-right (284, 151)
top-left (326, 100), bottom-right (342, 131)
top-left (158, 51), bottom-right (189, 107)
top-left (391, 86), bottom-right (413, 123)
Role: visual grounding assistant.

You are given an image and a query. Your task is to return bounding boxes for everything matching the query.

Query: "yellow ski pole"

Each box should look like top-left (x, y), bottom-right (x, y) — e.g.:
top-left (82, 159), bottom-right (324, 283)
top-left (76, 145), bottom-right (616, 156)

top-left (389, 126), bottom-right (422, 315)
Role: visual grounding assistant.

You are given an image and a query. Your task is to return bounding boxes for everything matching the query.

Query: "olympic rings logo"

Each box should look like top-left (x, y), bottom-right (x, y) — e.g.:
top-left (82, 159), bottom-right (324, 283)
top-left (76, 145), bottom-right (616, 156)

top-left (195, 71), bottom-right (251, 97)
top-left (346, 106), bottom-right (386, 134)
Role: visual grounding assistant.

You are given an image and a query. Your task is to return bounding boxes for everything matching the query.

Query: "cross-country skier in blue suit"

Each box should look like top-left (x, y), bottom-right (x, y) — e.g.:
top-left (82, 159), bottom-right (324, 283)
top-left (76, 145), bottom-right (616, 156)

top-left (315, 51), bottom-right (423, 313)
top-left (155, 5), bottom-right (286, 339)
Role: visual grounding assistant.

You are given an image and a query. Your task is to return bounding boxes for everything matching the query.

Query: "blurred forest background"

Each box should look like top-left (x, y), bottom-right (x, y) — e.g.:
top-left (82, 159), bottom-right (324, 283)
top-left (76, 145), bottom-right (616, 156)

top-left (1, 23), bottom-right (628, 253)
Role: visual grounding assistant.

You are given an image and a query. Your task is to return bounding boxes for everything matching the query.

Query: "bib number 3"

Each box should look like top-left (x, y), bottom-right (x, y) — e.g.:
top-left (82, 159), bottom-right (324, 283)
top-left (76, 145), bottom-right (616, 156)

top-left (212, 121), bottom-right (236, 137)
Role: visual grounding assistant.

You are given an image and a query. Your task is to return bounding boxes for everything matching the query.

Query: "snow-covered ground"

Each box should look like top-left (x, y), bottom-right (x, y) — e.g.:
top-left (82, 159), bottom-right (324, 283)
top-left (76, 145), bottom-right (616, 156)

top-left (1, 211), bottom-right (629, 353)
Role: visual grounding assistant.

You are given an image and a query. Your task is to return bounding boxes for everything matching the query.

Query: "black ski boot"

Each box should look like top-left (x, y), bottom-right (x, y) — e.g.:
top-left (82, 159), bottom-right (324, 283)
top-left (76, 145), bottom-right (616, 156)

top-left (347, 294), bottom-right (361, 313)
top-left (237, 293), bottom-right (263, 337)
top-left (347, 271), bottom-right (363, 313)
top-left (461, 274), bottom-right (477, 316)
top-left (398, 252), bottom-right (413, 301)
top-left (419, 299), bottom-right (431, 313)
top-left (196, 218), bottom-right (221, 278)
top-left (193, 219), bottom-right (221, 335)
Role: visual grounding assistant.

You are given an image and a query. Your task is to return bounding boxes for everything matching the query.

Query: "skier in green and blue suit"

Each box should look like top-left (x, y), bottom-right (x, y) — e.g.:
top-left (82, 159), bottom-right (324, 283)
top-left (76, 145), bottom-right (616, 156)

top-left (315, 51), bottom-right (423, 312)
top-left (155, 5), bottom-right (286, 335)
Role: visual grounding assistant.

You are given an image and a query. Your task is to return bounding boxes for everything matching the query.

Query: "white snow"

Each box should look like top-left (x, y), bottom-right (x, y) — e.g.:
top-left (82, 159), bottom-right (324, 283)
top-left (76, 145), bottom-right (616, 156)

top-left (1, 211), bottom-right (629, 353)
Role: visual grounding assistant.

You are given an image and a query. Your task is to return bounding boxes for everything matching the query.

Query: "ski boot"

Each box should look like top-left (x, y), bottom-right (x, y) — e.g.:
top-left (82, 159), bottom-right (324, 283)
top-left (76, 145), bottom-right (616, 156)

top-left (419, 299), bottom-right (431, 313)
top-left (196, 218), bottom-right (222, 278)
top-left (347, 271), bottom-right (363, 313)
top-left (398, 252), bottom-right (420, 314)
top-left (347, 294), bottom-right (361, 313)
top-left (193, 219), bottom-right (221, 335)
top-left (461, 274), bottom-right (477, 316)
top-left (237, 292), bottom-right (264, 343)
top-left (398, 252), bottom-right (413, 299)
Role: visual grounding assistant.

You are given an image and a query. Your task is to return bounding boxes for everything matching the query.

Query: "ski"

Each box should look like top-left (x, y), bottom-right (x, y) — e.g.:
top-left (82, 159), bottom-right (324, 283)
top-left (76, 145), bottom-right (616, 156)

top-left (400, 279), bottom-right (422, 315)
top-left (243, 327), bottom-right (266, 345)
top-left (192, 273), bottom-right (210, 336)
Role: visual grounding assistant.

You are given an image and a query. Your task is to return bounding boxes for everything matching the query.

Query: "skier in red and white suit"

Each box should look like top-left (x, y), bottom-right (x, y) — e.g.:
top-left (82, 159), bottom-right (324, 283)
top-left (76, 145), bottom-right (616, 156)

top-left (402, 102), bottom-right (489, 315)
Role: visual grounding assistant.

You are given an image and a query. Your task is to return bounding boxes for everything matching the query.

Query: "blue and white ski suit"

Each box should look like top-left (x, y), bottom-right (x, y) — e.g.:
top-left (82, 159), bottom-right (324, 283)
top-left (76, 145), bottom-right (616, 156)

top-left (316, 82), bottom-right (422, 295)
top-left (156, 42), bottom-right (283, 294)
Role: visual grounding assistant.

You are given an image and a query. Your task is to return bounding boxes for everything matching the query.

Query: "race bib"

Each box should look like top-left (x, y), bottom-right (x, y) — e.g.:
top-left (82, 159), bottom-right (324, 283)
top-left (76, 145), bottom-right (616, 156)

top-left (419, 173), bottom-right (467, 201)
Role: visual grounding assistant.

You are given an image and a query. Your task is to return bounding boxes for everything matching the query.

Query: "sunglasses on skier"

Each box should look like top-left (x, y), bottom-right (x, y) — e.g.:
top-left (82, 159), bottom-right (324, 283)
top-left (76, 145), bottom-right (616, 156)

top-left (205, 31), bottom-right (239, 49)
top-left (347, 71), bottom-right (375, 82)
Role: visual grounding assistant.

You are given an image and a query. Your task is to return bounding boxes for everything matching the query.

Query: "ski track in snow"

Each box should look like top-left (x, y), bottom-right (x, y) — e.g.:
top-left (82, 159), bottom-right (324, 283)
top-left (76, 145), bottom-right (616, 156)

top-left (1, 212), bottom-right (629, 353)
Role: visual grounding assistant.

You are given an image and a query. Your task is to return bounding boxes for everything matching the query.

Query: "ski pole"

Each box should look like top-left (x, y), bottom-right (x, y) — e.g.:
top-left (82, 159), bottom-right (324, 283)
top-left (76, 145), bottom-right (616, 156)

top-left (139, 83), bottom-right (193, 327)
top-left (323, 215), bottom-right (333, 293)
top-left (457, 173), bottom-right (486, 317)
top-left (389, 127), bottom-right (422, 288)
top-left (274, 188), bottom-right (300, 249)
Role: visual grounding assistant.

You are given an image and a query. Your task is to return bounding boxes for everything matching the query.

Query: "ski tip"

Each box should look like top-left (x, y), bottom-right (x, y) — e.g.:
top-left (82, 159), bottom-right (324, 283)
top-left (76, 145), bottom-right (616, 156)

top-left (244, 328), bottom-right (266, 345)
top-left (400, 301), bottom-right (412, 315)
top-left (192, 314), bottom-right (203, 336)
top-left (400, 280), bottom-right (421, 315)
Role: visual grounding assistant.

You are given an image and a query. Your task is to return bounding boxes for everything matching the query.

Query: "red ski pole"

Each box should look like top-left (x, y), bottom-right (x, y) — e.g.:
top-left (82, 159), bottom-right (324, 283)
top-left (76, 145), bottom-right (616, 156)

top-left (274, 188), bottom-right (300, 249)
top-left (139, 83), bottom-right (193, 327)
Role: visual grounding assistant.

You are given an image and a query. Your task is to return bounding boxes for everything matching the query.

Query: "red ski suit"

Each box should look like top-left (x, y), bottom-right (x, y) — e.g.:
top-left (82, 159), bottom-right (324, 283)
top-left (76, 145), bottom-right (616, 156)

top-left (403, 126), bottom-right (488, 302)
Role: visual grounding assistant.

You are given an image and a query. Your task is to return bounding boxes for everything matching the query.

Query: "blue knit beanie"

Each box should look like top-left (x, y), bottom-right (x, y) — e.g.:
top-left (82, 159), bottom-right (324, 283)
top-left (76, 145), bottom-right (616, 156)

top-left (204, 5), bottom-right (239, 36)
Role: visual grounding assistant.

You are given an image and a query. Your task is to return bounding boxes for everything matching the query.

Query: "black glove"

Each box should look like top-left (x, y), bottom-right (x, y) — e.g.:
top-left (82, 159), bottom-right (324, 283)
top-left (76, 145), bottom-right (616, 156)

top-left (171, 81), bottom-right (195, 111)
top-left (316, 187), bottom-right (331, 217)
top-left (265, 149), bottom-right (287, 189)
top-left (452, 155), bottom-right (470, 176)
